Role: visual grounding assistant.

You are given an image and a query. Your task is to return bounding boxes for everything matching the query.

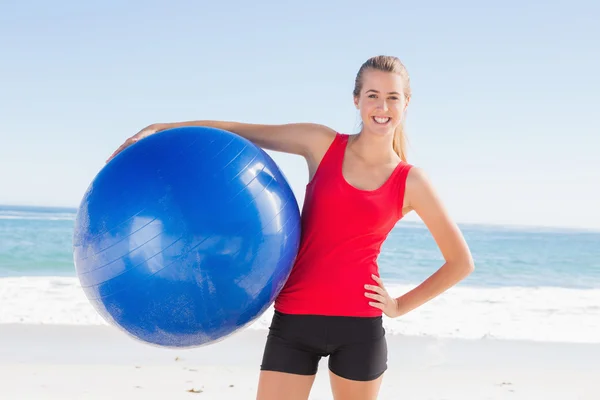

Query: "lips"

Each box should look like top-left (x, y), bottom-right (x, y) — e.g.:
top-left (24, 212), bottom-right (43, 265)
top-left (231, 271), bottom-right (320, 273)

top-left (372, 116), bottom-right (391, 125)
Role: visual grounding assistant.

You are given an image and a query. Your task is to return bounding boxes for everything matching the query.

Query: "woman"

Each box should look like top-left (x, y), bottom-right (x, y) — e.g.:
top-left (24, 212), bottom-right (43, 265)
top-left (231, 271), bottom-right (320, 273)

top-left (108, 55), bottom-right (474, 400)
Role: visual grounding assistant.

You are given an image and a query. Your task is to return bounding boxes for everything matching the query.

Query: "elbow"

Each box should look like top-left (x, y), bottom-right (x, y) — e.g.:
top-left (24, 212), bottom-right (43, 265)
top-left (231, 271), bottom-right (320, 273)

top-left (450, 254), bottom-right (474, 280)
top-left (461, 255), bottom-right (475, 277)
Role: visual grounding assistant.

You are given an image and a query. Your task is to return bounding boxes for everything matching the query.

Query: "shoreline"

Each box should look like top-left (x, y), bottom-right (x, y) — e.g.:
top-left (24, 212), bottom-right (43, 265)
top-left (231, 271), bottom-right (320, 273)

top-left (2, 323), bottom-right (598, 399)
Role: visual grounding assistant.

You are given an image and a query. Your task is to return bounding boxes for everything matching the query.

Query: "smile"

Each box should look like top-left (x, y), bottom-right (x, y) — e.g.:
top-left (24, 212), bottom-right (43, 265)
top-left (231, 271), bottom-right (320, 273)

top-left (372, 117), bottom-right (391, 125)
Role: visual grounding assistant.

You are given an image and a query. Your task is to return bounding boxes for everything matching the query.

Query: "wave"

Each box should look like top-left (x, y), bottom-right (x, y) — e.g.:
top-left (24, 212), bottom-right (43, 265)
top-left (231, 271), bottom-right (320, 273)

top-left (0, 208), bottom-right (76, 222)
top-left (0, 215), bottom-right (75, 221)
top-left (2, 277), bottom-right (599, 344)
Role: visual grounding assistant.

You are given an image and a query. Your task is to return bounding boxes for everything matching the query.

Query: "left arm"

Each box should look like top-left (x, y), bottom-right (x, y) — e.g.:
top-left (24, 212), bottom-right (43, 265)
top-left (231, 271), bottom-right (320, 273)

top-left (365, 167), bottom-right (474, 317)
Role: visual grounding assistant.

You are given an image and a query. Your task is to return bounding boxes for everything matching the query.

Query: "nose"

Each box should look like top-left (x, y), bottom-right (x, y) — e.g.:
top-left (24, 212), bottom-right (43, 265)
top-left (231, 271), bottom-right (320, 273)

top-left (378, 99), bottom-right (389, 111)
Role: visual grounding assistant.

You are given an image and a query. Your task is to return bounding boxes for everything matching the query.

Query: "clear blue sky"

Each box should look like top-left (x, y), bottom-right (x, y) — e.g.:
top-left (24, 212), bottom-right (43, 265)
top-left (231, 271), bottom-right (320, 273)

top-left (1, 1), bottom-right (598, 230)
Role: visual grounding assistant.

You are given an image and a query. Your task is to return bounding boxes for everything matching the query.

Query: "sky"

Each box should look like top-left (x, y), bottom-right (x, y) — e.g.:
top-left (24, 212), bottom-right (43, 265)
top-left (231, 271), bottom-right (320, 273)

top-left (1, 0), bottom-right (599, 230)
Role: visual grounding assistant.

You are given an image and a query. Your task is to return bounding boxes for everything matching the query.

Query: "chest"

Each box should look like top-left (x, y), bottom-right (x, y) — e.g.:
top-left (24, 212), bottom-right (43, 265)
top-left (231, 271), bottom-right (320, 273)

top-left (304, 169), bottom-right (400, 234)
top-left (341, 153), bottom-right (400, 192)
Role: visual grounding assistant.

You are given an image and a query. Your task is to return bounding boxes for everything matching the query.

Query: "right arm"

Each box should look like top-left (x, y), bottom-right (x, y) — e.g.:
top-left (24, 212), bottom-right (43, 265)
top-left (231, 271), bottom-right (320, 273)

top-left (107, 120), bottom-right (336, 166)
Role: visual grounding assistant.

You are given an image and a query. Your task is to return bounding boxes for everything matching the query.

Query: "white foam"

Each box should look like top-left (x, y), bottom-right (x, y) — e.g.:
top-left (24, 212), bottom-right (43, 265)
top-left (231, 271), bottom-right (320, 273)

top-left (2, 277), bottom-right (599, 344)
top-left (0, 210), bottom-right (75, 221)
top-left (0, 277), bottom-right (106, 325)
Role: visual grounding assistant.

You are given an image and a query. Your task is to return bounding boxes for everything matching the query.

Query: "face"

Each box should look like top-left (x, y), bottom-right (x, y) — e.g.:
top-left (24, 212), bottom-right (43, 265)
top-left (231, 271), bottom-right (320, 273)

top-left (354, 69), bottom-right (409, 137)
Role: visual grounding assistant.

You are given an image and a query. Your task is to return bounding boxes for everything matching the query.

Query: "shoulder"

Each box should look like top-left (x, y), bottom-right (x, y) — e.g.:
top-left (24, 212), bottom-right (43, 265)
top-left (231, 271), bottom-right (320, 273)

top-left (405, 165), bottom-right (427, 186)
top-left (304, 125), bottom-right (340, 162)
top-left (404, 166), bottom-right (440, 209)
top-left (312, 124), bottom-right (339, 147)
top-left (297, 123), bottom-right (337, 139)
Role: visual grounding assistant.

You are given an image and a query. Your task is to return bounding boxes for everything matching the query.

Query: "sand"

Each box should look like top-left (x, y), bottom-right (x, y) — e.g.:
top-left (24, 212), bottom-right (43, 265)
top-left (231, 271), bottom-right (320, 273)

top-left (1, 323), bottom-right (598, 399)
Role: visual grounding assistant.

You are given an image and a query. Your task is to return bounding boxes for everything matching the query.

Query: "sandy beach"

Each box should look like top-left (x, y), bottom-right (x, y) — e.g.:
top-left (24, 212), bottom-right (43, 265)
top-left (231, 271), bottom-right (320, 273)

top-left (1, 323), bottom-right (598, 400)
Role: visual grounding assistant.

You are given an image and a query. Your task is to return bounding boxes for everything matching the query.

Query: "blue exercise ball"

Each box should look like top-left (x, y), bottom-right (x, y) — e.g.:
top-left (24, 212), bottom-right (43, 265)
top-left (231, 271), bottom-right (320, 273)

top-left (73, 126), bottom-right (301, 348)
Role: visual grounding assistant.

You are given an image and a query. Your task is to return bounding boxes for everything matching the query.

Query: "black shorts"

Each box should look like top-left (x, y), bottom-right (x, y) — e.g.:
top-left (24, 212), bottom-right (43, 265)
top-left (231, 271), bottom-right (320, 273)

top-left (260, 311), bottom-right (387, 381)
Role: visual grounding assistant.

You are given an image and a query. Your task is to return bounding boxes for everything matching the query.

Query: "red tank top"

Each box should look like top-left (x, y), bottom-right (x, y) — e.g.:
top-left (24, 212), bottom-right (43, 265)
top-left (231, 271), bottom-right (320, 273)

top-left (274, 133), bottom-right (413, 317)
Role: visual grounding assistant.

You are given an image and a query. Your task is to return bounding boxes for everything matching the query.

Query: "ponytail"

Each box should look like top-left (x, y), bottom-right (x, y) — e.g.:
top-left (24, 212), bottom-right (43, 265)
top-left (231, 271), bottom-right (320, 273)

top-left (393, 123), bottom-right (407, 162)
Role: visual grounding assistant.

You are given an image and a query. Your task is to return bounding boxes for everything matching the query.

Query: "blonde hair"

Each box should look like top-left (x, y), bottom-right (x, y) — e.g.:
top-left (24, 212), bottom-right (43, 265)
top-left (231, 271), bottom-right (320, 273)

top-left (352, 55), bottom-right (411, 162)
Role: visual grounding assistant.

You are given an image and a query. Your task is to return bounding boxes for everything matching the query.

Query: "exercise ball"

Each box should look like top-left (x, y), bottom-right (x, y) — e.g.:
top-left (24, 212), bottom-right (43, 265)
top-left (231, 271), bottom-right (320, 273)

top-left (73, 126), bottom-right (301, 348)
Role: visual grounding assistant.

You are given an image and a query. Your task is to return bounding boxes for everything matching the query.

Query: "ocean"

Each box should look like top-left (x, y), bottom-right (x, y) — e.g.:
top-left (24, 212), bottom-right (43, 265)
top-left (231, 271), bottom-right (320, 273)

top-left (1, 204), bottom-right (599, 343)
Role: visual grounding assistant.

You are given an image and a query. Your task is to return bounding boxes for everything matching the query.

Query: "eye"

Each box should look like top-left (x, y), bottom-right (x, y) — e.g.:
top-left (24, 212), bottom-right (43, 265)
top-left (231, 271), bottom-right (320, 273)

top-left (368, 94), bottom-right (377, 99)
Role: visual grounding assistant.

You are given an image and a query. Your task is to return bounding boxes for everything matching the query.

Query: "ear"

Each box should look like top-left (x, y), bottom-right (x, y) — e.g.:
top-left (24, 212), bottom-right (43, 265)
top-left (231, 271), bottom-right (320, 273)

top-left (353, 95), bottom-right (359, 109)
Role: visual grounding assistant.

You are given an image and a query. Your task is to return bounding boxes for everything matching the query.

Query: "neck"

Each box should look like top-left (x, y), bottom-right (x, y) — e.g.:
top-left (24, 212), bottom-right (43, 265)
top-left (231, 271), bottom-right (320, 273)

top-left (349, 130), bottom-right (397, 165)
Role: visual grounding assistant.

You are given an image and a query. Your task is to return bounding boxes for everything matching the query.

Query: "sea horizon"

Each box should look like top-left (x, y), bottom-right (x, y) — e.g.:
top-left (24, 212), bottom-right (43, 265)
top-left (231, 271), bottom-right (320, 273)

top-left (2, 202), bottom-right (599, 234)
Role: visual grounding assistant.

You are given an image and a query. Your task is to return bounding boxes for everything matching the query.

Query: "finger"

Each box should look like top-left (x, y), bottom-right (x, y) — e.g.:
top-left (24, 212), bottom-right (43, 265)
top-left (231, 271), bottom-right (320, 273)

top-left (364, 284), bottom-right (385, 295)
top-left (107, 141), bottom-right (132, 162)
top-left (107, 144), bottom-right (126, 161)
top-left (371, 274), bottom-right (384, 285)
top-left (364, 292), bottom-right (385, 303)
top-left (368, 301), bottom-right (384, 310)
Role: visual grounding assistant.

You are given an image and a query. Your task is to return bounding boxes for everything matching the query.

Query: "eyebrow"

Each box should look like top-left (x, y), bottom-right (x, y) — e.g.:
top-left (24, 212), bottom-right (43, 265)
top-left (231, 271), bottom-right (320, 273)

top-left (366, 89), bottom-right (401, 95)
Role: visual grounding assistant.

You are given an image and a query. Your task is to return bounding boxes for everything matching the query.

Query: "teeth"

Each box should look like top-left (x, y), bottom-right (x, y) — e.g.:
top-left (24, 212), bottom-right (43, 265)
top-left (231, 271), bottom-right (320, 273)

top-left (373, 117), bottom-right (390, 124)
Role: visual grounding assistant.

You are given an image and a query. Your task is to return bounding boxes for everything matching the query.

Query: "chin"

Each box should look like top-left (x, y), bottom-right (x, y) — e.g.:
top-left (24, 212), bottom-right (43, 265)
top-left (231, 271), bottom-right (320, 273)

top-left (364, 120), bottom-right (396, 137)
